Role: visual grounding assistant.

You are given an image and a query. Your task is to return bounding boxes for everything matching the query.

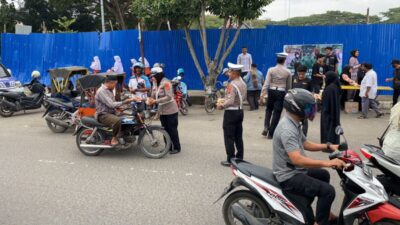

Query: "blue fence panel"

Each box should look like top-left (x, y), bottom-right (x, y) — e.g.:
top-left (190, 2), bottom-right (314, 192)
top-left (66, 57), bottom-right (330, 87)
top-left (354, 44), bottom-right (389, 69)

top-left (2, 24), bottom-right (400, 92)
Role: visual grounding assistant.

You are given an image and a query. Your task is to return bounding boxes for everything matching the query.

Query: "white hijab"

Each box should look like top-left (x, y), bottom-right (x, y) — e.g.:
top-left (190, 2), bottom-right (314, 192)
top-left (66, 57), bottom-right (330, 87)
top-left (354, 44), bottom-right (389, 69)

top-left (112, 55), bottom-right (124, 73)
top-left (90, 56), bottom-right (101, 71)
top-left (138, 57), bottom-right (150, 68)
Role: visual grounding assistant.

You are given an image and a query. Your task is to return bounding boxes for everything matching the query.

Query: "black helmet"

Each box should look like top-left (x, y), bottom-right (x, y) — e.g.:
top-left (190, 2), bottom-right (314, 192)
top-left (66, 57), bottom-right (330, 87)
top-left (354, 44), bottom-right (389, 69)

top-left (284, 88), bottom-right (317, 121)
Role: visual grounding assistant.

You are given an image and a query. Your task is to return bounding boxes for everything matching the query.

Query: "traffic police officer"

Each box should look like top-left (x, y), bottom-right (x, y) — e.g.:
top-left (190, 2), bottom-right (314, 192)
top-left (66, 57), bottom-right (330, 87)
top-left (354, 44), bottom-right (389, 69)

top-left (217, 63), bottom-right (247, 167)
top-left (261, 52), bottom-right (292, 139)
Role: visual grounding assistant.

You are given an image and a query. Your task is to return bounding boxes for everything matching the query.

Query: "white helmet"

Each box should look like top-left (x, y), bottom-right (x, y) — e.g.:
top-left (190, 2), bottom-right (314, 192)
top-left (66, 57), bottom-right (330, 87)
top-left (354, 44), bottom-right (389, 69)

top-left (31, 70), bottom-right (41, 79)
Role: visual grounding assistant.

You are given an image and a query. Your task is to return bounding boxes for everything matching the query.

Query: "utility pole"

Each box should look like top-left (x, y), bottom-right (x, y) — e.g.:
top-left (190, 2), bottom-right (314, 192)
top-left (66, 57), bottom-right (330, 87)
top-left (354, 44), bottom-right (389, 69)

top-left (138, 20), bottom-right (145, 65)
top-left (100, 0), bottom-right (106, 32)
top-left (366, 8), bottom-right (370, 24)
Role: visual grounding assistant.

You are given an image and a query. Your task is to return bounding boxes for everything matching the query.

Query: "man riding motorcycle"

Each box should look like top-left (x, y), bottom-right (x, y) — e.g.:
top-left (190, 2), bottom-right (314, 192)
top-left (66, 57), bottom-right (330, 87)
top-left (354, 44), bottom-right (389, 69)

top-left (273, 88), bottom-right (346, 225)
top-left (172, 68), bottom-right (190, 106)
top-left (95, 76), bottom-right (141, 146)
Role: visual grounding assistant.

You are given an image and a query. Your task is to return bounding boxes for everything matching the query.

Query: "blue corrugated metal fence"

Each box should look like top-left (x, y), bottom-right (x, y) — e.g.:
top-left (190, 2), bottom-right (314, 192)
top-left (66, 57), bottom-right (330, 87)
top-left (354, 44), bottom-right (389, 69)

top-left (2, 24), bottom-right (400, 92)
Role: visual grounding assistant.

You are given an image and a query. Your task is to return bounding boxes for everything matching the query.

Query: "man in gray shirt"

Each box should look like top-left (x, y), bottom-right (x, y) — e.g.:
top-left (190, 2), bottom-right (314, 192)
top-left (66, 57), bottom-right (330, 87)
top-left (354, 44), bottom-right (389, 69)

top-left (95, 76), bottom-right (139, 146)
top-left (273, 89), bottom-right (345, 225)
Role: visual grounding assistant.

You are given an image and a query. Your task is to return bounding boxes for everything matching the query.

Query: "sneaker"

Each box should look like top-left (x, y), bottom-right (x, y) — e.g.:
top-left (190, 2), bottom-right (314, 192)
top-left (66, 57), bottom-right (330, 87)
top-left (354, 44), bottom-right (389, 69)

top-left (261, 129), bottom-right (269, 136)
top-left (170, 149), bottom-right (180, 154)
top-left (376, 113), bottom-right (384, 118)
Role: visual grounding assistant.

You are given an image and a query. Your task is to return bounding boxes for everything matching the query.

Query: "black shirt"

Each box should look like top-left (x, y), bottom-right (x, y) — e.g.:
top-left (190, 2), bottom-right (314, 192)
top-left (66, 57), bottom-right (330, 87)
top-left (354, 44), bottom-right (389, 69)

top-left (393, 69), bottom-right (400, 89)
top-left (292, 77), bottom-right (313, 92)
top-left (325, 54), bottom-right (338, 72)
top-left (312, 63), bottom-right (327, 84)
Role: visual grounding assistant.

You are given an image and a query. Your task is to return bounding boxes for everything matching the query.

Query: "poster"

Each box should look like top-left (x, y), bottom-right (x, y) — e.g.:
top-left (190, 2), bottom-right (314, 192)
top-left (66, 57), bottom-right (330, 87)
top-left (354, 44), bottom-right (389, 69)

top-left (283, 44), bottom-right (343, 78)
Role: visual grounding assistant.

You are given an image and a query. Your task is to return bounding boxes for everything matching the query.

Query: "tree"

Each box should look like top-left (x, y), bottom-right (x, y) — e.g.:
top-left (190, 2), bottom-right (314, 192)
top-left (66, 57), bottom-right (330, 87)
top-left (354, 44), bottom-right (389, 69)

top-left (0, 0), bottom-right (17, 32)
top-left (53, 16), bottom-right (76, 32)
top-left (272, 11), bottom-right (380, 26)
top-left (381, 7), bottom-right (400, 24)
top-left (105, 0), bottom-right (138, 30)
top-left (132, 0), bottom-right (273, 88)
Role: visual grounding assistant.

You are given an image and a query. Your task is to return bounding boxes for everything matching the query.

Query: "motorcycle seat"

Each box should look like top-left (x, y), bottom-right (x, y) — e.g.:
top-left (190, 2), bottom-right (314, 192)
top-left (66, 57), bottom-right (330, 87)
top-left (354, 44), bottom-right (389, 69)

top-left (1, 91), bottom-right (25, 98)
top-left (81, 117), bottom-right (106, 127)
top-left (47, 98), bottom-right (74, 108)
top-left (21, 93), bottom-right (40, 101)
top-left (233, 159), bottom-right (281, 188)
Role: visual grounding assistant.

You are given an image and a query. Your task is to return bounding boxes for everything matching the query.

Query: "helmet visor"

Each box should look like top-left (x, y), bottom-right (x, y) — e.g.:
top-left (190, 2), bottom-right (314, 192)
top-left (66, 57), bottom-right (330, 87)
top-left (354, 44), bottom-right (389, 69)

top-left (304, 103), bottom-right (317, 121)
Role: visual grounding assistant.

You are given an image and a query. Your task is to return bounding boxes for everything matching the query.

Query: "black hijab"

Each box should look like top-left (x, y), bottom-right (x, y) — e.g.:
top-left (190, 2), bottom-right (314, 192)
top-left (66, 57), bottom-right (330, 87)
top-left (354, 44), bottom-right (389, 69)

top-left (325, 71), bottom-right (342, 93)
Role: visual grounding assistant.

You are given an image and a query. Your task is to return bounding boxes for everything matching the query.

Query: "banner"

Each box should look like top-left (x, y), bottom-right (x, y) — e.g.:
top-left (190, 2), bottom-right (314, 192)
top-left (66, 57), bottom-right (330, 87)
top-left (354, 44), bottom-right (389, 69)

top-left (283, 44), bottom-right (344, 78)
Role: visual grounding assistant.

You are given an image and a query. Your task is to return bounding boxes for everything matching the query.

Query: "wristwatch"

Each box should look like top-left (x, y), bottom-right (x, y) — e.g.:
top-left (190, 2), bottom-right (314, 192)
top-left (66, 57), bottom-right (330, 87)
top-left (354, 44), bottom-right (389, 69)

top-left (326, 142), bottom-right (332, 152)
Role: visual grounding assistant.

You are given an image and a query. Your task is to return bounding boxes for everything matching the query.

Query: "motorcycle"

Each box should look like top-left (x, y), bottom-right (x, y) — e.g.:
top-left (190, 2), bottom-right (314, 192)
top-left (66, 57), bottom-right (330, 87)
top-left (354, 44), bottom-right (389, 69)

top-left (172, 76), bottom-right (189, 115)
top-left (204, 81), bottom-right (227, 114)
top-left (216, 126), bottom-right (400, 225)
top-left (74, 102), bottom-right (171, 159)
top-left (360, 145), bottom-right (400, 197)
top-left (0, 82), bottom-right (46, 117)
top-left (42, 97), bottom-right (80, 133)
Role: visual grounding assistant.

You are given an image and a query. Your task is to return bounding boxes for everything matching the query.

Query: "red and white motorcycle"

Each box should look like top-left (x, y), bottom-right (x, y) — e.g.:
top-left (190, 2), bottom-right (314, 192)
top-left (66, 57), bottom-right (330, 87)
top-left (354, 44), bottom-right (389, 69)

top-left (216, 127), bottom-right (400, 225)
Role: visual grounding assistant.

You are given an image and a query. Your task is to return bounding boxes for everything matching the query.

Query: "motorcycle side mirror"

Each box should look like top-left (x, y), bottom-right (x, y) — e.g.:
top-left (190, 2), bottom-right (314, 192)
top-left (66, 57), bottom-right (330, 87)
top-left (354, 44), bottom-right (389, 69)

top-left (335, 126), bottom-right (344, 136)
top-left (338, 142), bottom-right (348, 151)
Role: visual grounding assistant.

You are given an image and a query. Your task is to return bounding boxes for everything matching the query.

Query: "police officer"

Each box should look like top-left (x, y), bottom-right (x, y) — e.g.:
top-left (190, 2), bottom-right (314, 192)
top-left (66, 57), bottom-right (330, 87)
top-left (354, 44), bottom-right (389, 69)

top-left (261, 52), bottom-right (292, 139)
top-left (217, 63), bottom-right (247, 167)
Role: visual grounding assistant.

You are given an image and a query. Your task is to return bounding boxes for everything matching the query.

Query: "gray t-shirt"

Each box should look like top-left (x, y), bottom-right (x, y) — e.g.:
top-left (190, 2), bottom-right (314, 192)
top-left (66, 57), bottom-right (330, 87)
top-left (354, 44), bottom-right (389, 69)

top-left (273, 115), bottom-right (307, 182)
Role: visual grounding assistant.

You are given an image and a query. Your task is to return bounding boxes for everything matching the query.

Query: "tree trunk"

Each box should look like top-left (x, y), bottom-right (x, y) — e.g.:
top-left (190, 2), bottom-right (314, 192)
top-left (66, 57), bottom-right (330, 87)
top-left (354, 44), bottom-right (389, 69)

top-left (183, 25), bottom-right (207, 88)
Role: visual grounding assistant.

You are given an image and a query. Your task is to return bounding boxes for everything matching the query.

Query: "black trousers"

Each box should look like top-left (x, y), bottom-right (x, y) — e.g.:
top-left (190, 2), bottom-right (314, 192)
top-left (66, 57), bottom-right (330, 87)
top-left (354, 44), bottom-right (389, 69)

top-left (264, 89), bottom-right (285, 137)
top-left (313, 82), bottom-right (323, 94)
top-left (223, 110), bottom-right (244, 162)
top-left (393, 88), bottom-right (400, 106)
top-left (247, 90), bottom-right (261, 110)
top-left (280, 169), bottom-right (335, 225)
top-left (160, 113), bottom-right (181, 151)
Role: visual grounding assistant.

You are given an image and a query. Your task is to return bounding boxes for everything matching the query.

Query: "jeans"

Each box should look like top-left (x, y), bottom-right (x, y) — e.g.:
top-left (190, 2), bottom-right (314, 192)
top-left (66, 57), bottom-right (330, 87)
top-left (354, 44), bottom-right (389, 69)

top-left (223, 110), bottom-right (244, 161)
top-left (361, 97), bottom-right (381, 117)
top-left (280, 169), bottom-right (335, 225)
top-left (247, 90), bottom-right (261, 110)
top-left (160, 113), bottom-right (181, 151)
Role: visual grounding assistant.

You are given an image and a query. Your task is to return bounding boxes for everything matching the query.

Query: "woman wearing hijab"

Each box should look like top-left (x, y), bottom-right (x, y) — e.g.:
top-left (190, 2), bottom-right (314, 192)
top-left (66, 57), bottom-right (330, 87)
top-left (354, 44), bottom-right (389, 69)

top-left (321, 71), bottom-right (341, 144)
top-left (340, 65), bottom-right (357, 109)
top-left (90, 56), bottom-right (101, 74)
top-left (111, 55), bottom-right (124, 73)
top-left (147, 67), bottom-right (181, 154)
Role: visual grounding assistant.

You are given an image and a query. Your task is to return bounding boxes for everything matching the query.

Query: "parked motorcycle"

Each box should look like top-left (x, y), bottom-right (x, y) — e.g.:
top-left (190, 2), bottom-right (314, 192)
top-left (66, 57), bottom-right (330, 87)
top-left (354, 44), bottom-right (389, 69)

top-left (204, 81), bottom-right (227, 114)
top-left (172, 76), bottom-right (189, 115)
top-left (42, 97), bottom-right (80, 133)
top-left (0, 82), bottom-right (46, 117)
top-left (216, 126), bottom-right (400, 225)
top-left (74, 102), bottom-right (171, 159)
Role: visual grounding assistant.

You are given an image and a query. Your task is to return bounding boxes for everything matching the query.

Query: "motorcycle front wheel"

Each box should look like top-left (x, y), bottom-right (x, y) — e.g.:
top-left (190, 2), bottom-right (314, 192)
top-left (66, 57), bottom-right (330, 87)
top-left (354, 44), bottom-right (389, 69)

top-left (0, 97), bottom-right (14, 117)
top-left (180, 99), bottom-right (189, 116)
top-left (223, 190), bottom-right (272, 225)
top-left (139, 126), bottom-right (171, 159)
top-left (204, 95), bottom-right (216, 114)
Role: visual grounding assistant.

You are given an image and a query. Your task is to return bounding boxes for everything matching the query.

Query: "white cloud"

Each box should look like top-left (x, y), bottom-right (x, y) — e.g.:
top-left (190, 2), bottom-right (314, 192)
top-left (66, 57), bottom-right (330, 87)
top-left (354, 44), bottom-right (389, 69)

top-left (262, 0), bottom-right (400, 21)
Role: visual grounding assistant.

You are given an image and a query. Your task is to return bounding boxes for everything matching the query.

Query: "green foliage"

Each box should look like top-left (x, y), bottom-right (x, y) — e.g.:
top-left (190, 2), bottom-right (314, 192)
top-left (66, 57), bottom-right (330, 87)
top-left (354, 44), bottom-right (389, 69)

top-left (53, 16), bottom-right (76, 32)
top-left (0, 0), bottom-right (17, 32)
top-left (381, 7), bottom-right (400, 23)
top-left (272, 11), bottom-right (381, 26)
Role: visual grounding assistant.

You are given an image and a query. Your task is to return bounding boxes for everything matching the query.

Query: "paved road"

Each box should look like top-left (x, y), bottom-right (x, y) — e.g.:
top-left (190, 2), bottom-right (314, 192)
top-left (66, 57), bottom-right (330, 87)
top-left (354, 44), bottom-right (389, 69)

top-left (0, 106), bottom-right (389, 225)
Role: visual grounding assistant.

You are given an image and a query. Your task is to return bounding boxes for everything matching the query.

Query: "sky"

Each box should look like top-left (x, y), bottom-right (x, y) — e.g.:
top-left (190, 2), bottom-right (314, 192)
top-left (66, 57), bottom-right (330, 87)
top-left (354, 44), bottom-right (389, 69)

top-left (262, 0), bottom-right (400, 21)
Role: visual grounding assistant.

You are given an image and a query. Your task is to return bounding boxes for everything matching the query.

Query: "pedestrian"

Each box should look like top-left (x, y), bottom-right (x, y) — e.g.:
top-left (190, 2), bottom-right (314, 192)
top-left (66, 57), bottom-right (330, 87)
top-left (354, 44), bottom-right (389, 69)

top-left (243, 64), bottom-right (264, 111)
top-left (147, 67), bottom-right (181, 154)
top-left (385, 59), bottom-right (400, 106)
top-left (129, 62), bottom-right (150, 100)
top-left (292, 64), bottom-right (313, 136)
top-left (90, 56), bottom-right (101, 74)
top-left (321, 71), bottom-right (341, 144)
top-left (237, 47), bottom-right (252, 77)
top-left (358, 63), bottom-right (383, 119)
top-left (349, 49), bottom-right (361, 81)
top-left (340, 65), bottom-right (357, 109)
top-left (217, 63), bottom-right (247, 167)
top-left (324, 47), bottom-right (339, 73)
top-left (261, 53), bottom-right (292, 139)
top-left (111, 55), bottom-right (124, 73)
top-left (312, 54), bottom-right (327, 94)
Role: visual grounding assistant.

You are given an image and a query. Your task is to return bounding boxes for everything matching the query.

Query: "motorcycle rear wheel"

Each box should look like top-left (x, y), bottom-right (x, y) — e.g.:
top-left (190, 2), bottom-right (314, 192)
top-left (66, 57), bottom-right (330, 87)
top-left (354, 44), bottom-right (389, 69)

top-left (204, 95), bottom-right (216, 114)
top-left (223, 190), bottom-right (272, 225)
top-left (139, 126), bottom-right (171, 159)
top-left (76, 128), bottom-right (105, 156)
top-left (0, 97), bottom-right (14, 117)
top-left (46, 109), bottom-right (69, 133)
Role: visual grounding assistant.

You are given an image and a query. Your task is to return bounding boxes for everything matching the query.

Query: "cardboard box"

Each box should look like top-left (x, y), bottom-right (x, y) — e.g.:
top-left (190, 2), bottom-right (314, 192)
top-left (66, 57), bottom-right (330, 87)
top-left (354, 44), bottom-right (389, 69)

top-left (345, 101), bottom-right (359, 114)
